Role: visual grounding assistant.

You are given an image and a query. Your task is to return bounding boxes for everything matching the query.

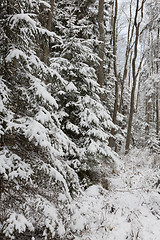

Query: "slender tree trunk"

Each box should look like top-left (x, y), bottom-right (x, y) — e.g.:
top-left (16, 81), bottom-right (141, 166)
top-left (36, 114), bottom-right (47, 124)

top-left (145, 97), bottom-right (150, 139)
top-left (97, 0), bottom-right (105, 87)
top-left (128, 50), bottom-right (133, 88)
top-left (156, 28), bottom-right (159, 137)
top-left (136, 77), bottom-right (141, 112)
top-left (109, 0), bottom-right (118, 149)
top-left (0, 174), bottom-right (3, 200)
top-left (152, 93), bottom-right (156, 122)
top-left (107, 3), bottom-right (114, 75)
top-left (150, 32), bottom-right (154, 75)
top-left (125, 0), bottom-right (145, 153)
top-left (43, 0), bottom-right (54, 65)
top-left (119, 0), bottom-right (133, 113)
top-left (156, 87), bottom-right (159, 137)
top-left (119, 60), bottom-right (128, 112)
top-left (135, 56), bottom-right (144, 112)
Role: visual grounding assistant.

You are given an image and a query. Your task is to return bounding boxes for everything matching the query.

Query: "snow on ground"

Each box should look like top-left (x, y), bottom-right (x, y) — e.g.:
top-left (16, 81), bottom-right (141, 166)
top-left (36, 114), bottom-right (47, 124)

top-left (70, 148), bottom-right (160, 239)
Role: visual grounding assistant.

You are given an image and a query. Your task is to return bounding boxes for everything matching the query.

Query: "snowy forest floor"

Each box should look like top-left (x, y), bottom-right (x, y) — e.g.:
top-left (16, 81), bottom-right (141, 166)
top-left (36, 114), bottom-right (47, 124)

top-left (70, 148), bottom-right (160, 240)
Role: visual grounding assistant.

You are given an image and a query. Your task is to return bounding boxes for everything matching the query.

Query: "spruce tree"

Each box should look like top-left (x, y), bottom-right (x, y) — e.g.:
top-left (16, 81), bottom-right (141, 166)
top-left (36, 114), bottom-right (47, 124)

top-left (0, 1), bottom-right (80, 239)
top-left (51, 0), bottom-right (117, 187)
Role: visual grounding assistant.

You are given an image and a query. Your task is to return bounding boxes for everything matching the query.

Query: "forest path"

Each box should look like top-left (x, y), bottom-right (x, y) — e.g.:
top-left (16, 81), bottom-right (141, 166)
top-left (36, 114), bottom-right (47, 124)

top-left (71, 148), bottom-right (160, 240)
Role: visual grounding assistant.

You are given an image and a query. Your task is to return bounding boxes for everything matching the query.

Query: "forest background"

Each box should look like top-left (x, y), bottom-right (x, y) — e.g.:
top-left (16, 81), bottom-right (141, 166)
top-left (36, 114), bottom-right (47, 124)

top-left (0, 0), bottom-right (159, 239)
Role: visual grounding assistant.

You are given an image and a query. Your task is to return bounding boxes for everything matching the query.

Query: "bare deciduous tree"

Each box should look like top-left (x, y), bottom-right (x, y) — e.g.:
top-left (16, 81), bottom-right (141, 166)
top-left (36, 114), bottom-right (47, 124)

top-left (109, 0), bottom-right (118, 148)
top-left (125, 0), bottom-right (146, 153)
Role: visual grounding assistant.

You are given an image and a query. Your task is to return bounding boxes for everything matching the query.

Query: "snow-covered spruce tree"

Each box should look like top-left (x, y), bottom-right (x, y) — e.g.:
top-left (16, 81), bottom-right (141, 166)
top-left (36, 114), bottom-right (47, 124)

top-left (51, 0), bottom-right (117, 188)
top-left (0, 1), bottom-right (81, 239)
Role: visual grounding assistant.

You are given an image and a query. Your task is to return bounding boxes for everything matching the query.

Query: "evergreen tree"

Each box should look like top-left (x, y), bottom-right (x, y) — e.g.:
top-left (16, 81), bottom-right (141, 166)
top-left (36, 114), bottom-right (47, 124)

top-left (51, 0), bottom-right (116, 187)
top-left (0, 0), bottom-right (117, 239)
top-left (0, 1), bottom-right (80, 239)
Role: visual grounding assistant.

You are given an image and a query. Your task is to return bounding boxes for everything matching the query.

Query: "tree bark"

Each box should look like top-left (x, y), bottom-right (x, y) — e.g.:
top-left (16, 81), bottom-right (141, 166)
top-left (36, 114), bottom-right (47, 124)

top-left (145, 97), bottom-right (150, 139)
top-left (109, 0), bottom-right (118, 149)
top-left (156, 87), bottom-right (159, 137)
top-left (136, 76), bottom-right (141, 112)
top-left (119, 0), bottom-right (133, 113)
top-left (156, 28), bottom-right (159, 137)
top-left (107, 3), bottom-right (114, 75)
top-left (43, 0), bottom-right (54, 65)
top-left (155, 28), bottom-right (159, 137)
top-left (128, 50), bottom-right (133, 88)
top-left (97, 0), bottom-right (105, 88)
top-left (125, 0), bottom-right (145, 153)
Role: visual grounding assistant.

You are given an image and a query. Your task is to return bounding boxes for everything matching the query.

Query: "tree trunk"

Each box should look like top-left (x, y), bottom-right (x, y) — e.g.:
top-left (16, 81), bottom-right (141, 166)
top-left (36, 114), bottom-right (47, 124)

top-left (125, 0), bottom-right (145, 153)
top-left (156, 28), bottom-right (159, 137)
top-left (97, 0), bottom-right (105, 87)
top-left (136, 76), bottom-right (141, 112)
top-left (145, 97), bottom-right (150, 139)
top-left (156, 87), bottom-right (159, 137)
top-left (107, 3), bottom-right (114, 75)
top-left (119, 0), bottom-right (133, 113)
top-left (43, 0), bottom-right (54, 65)
top-left (109, 0), bottom-right (118, 149)
top-left (128, 50), bottom-right (133, 88)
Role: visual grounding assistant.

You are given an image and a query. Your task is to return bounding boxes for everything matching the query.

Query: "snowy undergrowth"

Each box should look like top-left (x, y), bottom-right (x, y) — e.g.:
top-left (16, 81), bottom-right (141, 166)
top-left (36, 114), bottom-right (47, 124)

top-left (70, 148), bottom-right (160, 240)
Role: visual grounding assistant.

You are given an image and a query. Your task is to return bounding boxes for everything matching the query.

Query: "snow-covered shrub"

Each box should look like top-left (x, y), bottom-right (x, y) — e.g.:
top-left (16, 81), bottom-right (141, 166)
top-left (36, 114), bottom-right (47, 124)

top-left (63, 148), bottom-right (160, 240)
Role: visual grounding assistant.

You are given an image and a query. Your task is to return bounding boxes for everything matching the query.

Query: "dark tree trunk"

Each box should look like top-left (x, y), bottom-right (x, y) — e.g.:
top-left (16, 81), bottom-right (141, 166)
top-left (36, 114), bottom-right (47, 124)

top-left (43, 0), bottom-right (54, 65)
top-left (156, 28), bottom-right (159, 137)
top-left (125, 0), bottom-right (145, 153)
top-left (97, 0), bottom-right (105, 87)
top-left (109, 0), bottom-right (118, 149)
